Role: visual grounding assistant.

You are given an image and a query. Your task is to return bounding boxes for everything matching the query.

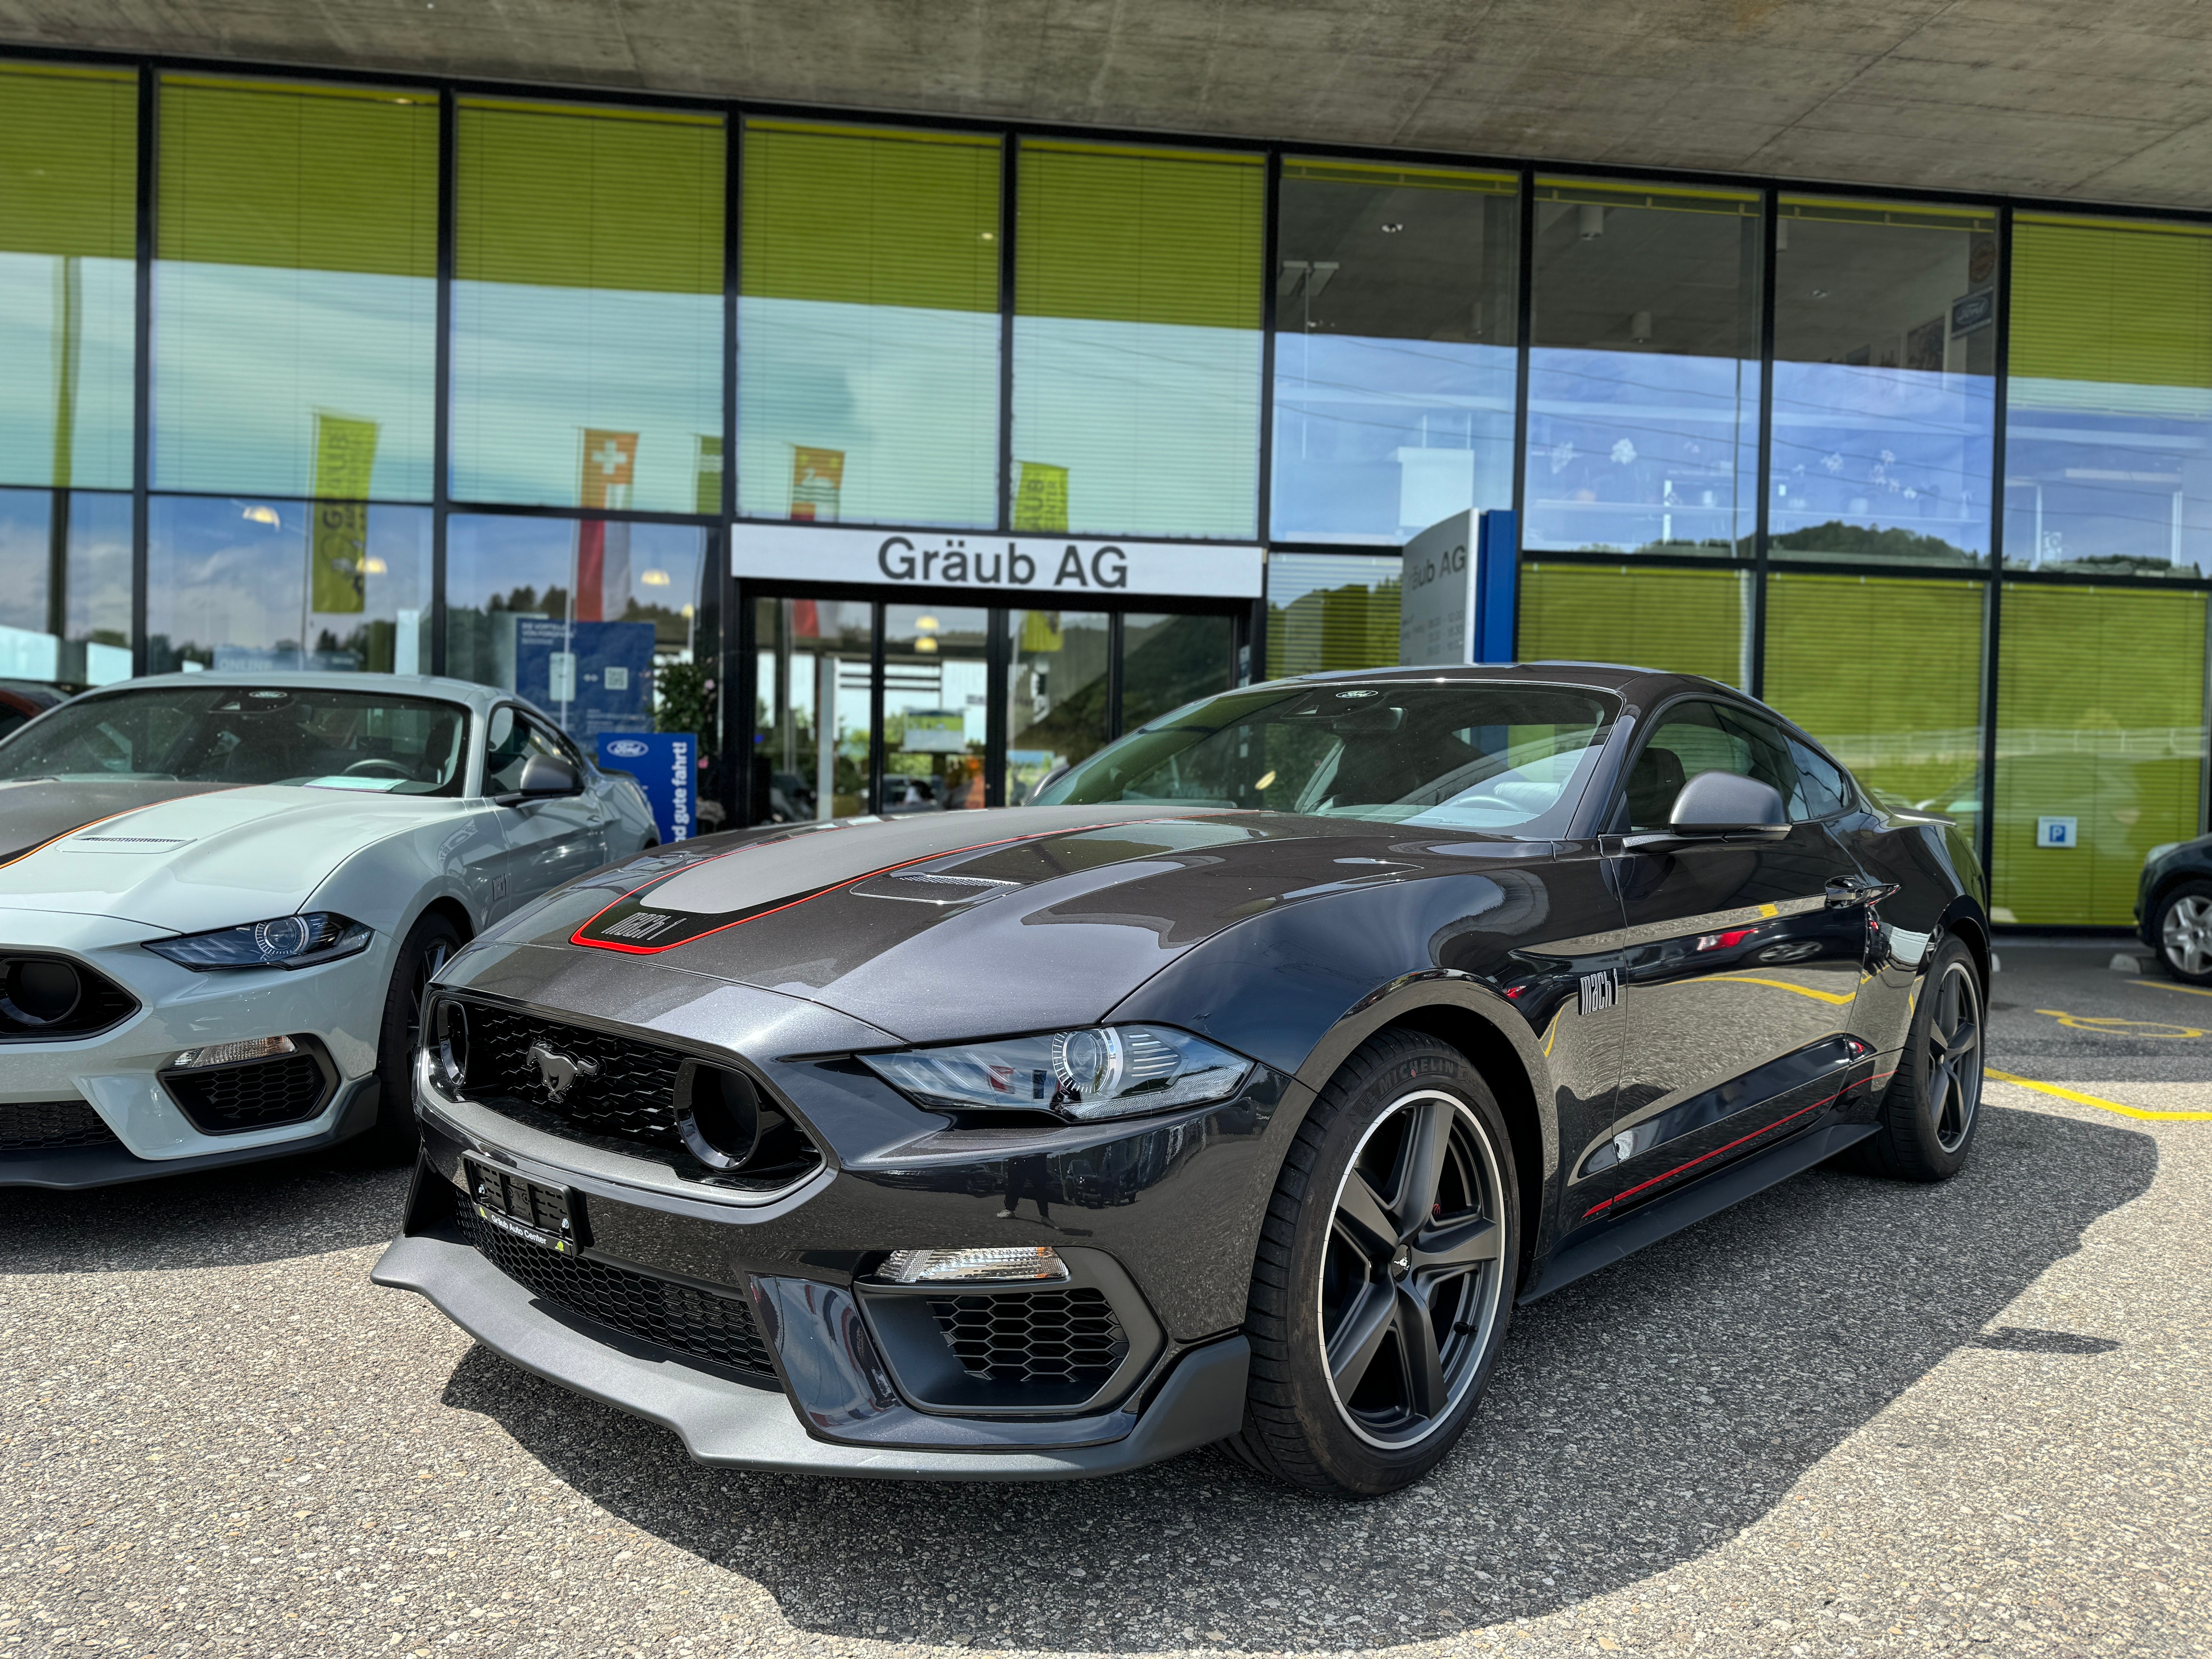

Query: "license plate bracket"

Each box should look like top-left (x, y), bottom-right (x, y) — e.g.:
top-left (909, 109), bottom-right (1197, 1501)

top-left (464, 1156), bottom-right (589, 1255)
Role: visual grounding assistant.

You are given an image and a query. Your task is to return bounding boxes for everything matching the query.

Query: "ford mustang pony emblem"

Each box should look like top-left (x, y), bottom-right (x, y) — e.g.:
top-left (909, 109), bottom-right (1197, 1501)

top-left (526, 1041), bottom-right (599, 1101)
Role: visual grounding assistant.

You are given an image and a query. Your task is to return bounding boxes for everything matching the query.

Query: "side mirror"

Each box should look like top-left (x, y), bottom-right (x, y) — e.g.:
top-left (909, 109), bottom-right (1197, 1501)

top-left (1666, 769), bottom-right (1789, 838)
top-left (512, 754), bottom-right (580, 799)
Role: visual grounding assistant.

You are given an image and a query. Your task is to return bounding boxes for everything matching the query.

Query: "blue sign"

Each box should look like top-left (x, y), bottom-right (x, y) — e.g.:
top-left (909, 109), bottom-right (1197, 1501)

top-left (515, 618), bottom-right (656, 741)
top-left (598, 731), bottom-right (698, 843)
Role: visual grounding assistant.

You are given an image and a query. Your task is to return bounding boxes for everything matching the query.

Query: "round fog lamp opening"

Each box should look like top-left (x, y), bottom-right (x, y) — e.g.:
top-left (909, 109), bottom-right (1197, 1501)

top-left (1, 958), bottom-right (83, 1026)
top-left (677, 1063), bottom-right (762, 1170)
top-left (883, 1246), bottom-right (1068, 1284)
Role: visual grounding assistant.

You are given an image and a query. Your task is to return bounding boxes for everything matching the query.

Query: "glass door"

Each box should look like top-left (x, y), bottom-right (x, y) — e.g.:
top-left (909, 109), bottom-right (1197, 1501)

top-left (882, 605), bottom-right (991, 812)
top-left (752, 596), bottom-right (875, 822)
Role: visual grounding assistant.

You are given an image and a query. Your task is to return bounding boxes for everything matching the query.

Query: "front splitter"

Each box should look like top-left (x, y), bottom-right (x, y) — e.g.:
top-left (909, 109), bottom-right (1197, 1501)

top-left (371, 1231), bottom-right (1250, 1480)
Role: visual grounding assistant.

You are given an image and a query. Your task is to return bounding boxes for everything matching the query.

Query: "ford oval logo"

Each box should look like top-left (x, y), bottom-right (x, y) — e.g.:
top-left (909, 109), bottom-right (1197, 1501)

top-left (606, 738), bottom-right (650, 758)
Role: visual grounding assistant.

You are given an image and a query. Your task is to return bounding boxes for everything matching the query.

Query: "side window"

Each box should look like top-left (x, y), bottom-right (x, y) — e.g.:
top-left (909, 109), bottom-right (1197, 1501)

top-left (1618, 701), bottom-right (1802, 831)
top-left (484, 707), bottom-right (567, 795)
top-left (1787, 736), bottom-right (1851, 819)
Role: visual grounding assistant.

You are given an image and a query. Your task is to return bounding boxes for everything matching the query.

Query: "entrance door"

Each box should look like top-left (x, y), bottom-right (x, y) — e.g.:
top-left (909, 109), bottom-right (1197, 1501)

top-left (744, 592), bottom-right (1242, 825)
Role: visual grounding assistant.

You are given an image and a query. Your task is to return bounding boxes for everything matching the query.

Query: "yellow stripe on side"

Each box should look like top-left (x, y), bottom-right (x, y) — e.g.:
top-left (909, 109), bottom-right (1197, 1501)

top-left (1704, 975), bottom-right (1859, 1006)
top-left (1985, 1068), bottom-right (2212, 1123)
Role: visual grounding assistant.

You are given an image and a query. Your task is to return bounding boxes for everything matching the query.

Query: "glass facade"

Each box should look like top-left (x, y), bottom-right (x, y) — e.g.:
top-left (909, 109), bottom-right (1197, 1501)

top-left (6, 55), bottom-right (2211, 923)
top-left (1526, 180), bottom-right (1762, 555)
top-left (739, 120), bottom-right (1001, 529)
top-left (451, 98), bottom-right (725, 511)
top-left (1013, 141), bottom-right (1265, 539)
top-left (1272, 160), bottom-right (1518, 545)
top-left (1770, 199), bottom-right (1996, 567)
top-left (154, 76), bottom-right (438, 500)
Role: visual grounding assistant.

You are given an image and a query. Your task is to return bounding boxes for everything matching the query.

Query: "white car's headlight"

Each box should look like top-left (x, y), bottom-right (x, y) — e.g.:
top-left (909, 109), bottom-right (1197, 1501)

top-left (143, 912), bottom-right (373, 972)
top-left (860, 1025), bottom-right (1253, 1123)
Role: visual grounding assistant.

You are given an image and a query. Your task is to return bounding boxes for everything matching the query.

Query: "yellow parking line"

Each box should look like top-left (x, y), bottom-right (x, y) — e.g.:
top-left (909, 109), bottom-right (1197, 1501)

top-left (1985, 1068), bottom-right (2212, 1122)
top-left (1705, 974), bottom-right (1858, 1005)
top-left (2131, 977), bottom-right (2212, 1000)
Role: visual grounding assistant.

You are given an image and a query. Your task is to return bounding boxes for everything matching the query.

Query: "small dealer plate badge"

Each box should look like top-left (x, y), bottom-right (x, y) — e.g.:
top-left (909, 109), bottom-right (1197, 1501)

top-left (464, 1156), bottom-right (588, 1255)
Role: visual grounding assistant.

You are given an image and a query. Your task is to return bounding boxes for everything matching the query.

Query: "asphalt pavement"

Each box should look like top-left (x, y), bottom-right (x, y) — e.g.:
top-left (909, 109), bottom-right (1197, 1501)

top-left (3, 935), bottom-right (2205, 1658)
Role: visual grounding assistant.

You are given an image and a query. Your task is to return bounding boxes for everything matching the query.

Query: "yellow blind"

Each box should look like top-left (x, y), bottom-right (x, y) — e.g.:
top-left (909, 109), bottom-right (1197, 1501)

top-left (1282, 157), bottom-right (1515, 196)
top-left (2011, 215), bottom-right (2212, 390)
top-left (742, 120), bottom-right (998, 312)
top-left (457, 99), bottom-right (723, 294)
top-left (1017, 140), bottom-right (1263, 330)
top-left (0, 63), bottom-right (136, 258)
top-left (158, 76), bottom-right (435, 276)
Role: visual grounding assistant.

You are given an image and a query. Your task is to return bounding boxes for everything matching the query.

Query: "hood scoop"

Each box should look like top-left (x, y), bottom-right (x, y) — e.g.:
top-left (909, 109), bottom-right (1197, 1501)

top-left (848, 869), bottom-right (1020, 907)
top-left (70, 834), bottom-right (197, 852)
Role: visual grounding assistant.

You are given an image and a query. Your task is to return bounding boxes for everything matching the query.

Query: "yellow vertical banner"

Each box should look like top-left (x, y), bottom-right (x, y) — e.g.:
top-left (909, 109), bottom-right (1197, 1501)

top-left (310, 411), bottom-right (379, 614)
top-left (1012, 460), bottom-right (1068, 531)
top-left (789, 446), bottom-right (844, 521)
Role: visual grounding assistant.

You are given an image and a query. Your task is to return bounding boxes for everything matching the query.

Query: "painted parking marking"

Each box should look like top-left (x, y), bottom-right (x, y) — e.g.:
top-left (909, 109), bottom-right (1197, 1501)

top-left (2130, 977), bottom-right (2212, 1000)
top-left (1985, 1068), bottom-right (2212, 1123)
top-left (2034, 1008), bottom-right (2205, 1038)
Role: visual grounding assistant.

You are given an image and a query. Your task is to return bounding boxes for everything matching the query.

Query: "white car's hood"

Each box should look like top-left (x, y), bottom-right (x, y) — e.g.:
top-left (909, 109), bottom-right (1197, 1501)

top-left (0, 780), bottom-right (477, 934)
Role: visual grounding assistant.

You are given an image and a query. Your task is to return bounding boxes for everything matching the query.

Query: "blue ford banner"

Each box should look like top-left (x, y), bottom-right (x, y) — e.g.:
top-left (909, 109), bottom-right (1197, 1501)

top-left (598, 731), bottom-right (697, 843)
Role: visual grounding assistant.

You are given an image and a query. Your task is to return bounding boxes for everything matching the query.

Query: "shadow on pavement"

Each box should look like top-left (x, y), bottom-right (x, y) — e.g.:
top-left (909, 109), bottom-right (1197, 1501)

top-left (431, 1101), bottom-right (2157, 1651)
top-left (1, 1152), bottom-right (410, 1272)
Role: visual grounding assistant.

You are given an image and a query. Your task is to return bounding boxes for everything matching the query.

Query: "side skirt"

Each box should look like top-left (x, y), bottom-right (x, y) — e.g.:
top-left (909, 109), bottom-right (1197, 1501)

top-left (1516, 1120), bottom-right (1877, 1304)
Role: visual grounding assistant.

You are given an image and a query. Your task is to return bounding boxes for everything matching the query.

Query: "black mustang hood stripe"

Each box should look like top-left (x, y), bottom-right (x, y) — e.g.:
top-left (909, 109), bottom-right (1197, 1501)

top-left (568, 815), bottom-right (1171, 955)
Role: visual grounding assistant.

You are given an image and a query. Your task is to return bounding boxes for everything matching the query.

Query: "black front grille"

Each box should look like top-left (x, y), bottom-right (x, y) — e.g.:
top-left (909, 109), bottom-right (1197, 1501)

top-left (459, 1205), bottom-right (773, 1377)
top-left (0, 1098), bottom-right (121, 1151)
top-left (163, 1053), bottom-right (330, 1134)
top-left (445, 998), bottom-right (823, 1192)
top-left (462, 1002), bottom-right (687, 1147)
top-left (928, 1288), bottom-right (1128, 1386)
top-left (0, 953), bottom-right (139, 1042)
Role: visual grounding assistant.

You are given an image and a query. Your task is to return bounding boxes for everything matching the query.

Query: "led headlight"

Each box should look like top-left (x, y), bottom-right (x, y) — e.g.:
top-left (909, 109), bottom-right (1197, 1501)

top-left (860, 1024), bottom-right (1252, 1122)
top-left (143, 912), bottom-right (373, 972)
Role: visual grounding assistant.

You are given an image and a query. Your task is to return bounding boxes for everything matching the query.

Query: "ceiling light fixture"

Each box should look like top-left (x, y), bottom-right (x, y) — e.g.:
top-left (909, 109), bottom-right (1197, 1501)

top-left (241, 505), bottom-right (279, 527)
top-left (641, 568), bottom-right (672, 586)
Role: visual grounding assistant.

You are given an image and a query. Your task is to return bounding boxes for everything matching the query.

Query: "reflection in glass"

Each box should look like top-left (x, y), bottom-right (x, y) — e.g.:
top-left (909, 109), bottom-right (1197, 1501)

top-left (1266, 552), bottom-right (1402, 678)
top-left (1517, 563), bottom-right (1751, 688)
top-left (444, 513), bottom-right (706, 740)
top-left (1014, 141), bottom-right (1264, 539)
top-left (883, 605), bottom-right (989, 812)
top-left (450, 100), bottom-right (724, 511)
top-left (0, 64), bottom-right (137, 492)
top-left (1525, 180), bottom-right (1762, 555)
top-left (2005, 215), bottom-right (2212, 579)
top-left (1993, 584), bottom-right (2207, 926)
top-left (1271, 160), bottom-right (1518, 545)
top-left (0, 488), bottom-right (133, 684)
top-left (739, 121), bottom-right (1000, 529)
top-left (1762, 572), bottom-right (1984, 837)
top-left (1121, 613), bottom-right (1235, 731)
top-left (1008, 609), bottom-right (1110, 802)
top-left (153, 76), bottom-right (438, 499)
top-left (148, 495), bottom-right (431, 676)
top-left (752, 598), bottom-right (875, 821)
top-left (1770, 198), bottom-right (1996, 566)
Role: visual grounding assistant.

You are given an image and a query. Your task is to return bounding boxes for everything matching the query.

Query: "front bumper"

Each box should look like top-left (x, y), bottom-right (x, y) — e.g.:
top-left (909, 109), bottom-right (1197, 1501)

top-left (376, 1005), bottom-right (1295, 1477)
top-left (373, 1221), bottom-right (1249, 1479)
top-left (1, 910), bottom-right (392, 1185)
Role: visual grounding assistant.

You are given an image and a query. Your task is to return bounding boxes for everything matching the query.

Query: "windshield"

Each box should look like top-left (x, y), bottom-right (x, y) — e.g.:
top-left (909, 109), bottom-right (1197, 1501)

top-left (0, 685), bottom-right (472, 796)
top-left (1032, 680), bottom-right (1618, 835)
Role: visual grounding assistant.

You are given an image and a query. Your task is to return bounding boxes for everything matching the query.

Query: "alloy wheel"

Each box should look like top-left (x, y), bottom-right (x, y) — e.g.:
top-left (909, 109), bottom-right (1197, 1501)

top-left (2162, 894), bottom-right (2212, 977)
top-left (1923, 959), bottom-right (1982, 1153)
top-left (1319, 1090), bottom-right (1507, 1449)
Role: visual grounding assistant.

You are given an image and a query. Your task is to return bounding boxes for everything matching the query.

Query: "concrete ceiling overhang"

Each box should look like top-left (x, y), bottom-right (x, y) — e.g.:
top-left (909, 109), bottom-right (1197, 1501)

top-left (9, 0), bottom-right (2212, 211)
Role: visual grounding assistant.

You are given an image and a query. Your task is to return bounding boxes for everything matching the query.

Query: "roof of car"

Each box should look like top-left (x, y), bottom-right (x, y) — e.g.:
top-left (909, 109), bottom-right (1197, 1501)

top-left (70, 671), bottom-right (514, 713)
top-left (1260, 660), bottom-right (1721, 697)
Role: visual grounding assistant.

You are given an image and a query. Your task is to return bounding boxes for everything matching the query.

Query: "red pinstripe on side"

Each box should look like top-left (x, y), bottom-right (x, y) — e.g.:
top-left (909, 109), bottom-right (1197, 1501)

top-left (1581, 1082), bottom-right (1853, 1221)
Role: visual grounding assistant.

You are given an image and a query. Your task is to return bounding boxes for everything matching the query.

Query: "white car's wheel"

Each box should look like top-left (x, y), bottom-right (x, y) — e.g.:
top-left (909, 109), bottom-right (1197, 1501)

top-left (354, 910), bottom-right (462, 1164)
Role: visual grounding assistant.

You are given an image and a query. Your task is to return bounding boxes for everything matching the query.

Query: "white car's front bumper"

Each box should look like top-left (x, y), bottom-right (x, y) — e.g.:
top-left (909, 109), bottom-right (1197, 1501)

top-left (2, 906), bottom-right (394, 1186)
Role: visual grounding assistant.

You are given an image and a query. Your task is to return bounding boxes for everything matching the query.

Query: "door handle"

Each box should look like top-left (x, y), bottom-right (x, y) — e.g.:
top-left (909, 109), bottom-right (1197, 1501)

top-left (1825, 876), bottom-right (1896, 907)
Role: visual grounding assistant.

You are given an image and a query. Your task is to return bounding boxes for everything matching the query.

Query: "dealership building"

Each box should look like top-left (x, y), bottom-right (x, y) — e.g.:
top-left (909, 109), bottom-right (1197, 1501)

top-left (4, 5), bottom-right (2212, 926)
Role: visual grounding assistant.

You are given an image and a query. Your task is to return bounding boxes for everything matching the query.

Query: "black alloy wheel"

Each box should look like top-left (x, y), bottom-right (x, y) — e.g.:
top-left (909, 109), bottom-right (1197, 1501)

top-left (1857, 934), bottom-right (1984, 1182)
top-left (1228, 1030), bottom-right (1518, 1495)
top-left (2154, 879), bottom-right (2212, 985)
top-left (355, 910), bottom-right (464, 1164)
